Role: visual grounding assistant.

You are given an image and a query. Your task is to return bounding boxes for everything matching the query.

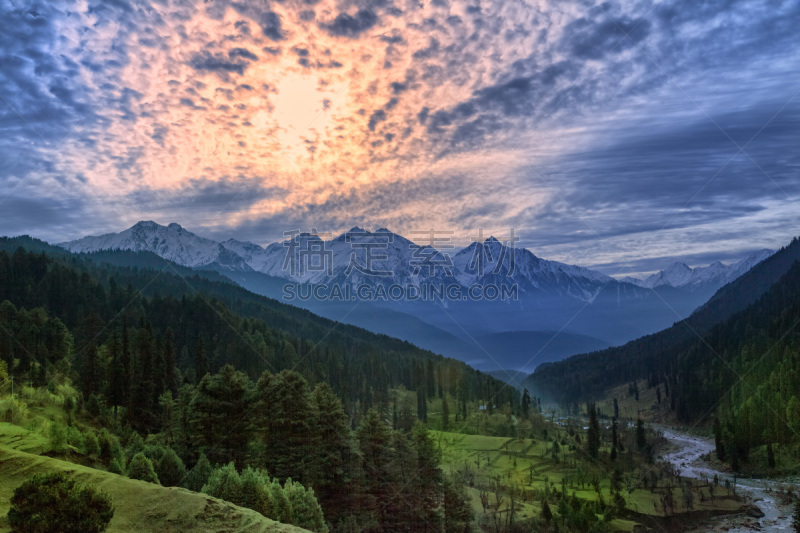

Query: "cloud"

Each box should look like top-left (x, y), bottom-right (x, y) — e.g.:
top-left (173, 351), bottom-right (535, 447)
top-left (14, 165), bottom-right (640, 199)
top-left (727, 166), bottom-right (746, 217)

top-left (259, 11), bottom-right (285, 41)
top-left (228, 48), bottom-right (259, 61)
top-left (188, 52), bottom-right (248, 75)
top-left (0, 0), bottom-right (797, 274)
top-left (322, 9), bottom-right (378, 38)
top-left (563, 16), bottom-right (651, 60)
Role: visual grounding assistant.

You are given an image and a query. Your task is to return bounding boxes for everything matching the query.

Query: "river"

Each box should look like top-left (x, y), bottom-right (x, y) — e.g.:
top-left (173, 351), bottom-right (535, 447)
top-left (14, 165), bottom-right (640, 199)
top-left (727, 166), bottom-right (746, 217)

top-left (660, 428), bottom-right (797, 531)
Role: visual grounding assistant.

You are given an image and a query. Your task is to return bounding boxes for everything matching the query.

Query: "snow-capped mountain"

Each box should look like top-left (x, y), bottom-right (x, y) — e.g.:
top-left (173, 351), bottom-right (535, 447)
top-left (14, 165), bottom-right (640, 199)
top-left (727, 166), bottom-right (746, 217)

top-left (58, 221), bottom-right (253, 272)
top-left (59, 221), bottom-right (615, 301)
top-left (451, 238), bottom-right (612, 301)
top-left (625, 249), bottom-right (774, 291)
top-left (58, 221), bottom-right (773, 304)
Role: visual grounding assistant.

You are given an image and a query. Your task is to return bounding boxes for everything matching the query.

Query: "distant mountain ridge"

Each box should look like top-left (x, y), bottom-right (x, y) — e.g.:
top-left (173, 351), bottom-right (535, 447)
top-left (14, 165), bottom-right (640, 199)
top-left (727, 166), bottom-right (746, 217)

top-left (60, 221), bottom-right (253, 272)
top-left (621, 250), bottom-right (774, 291)
top-left (57, 221), bottom-right (780, 372)
top-left (61, 221), bottom-right (616, 302)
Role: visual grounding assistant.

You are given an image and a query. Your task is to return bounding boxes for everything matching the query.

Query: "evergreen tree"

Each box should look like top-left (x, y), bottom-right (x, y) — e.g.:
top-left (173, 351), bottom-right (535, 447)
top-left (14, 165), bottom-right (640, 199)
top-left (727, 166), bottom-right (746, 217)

top-left (357, 408), bottom-right (392, 524)
top-left (611, 418), bottom-right (618, 461)
top-left (127, 452), bottom-right (159, 484)
top-left (713, 417), bottom-right (726, 462)
top-left (185, 452), bottom-right (213, 492)
top-left (309, 382), bottom-right (358, 524)
top-left (522, 388), bottom-right (531, 418)
top-left (194, 339), bottom-right (208, 381)
top-left (240, 467), bottom-right (273, 519)
top-left (256, 370), bottom-right (313, 481)
top-left (189, 365), bottom-right (253, 466)
top-left (636, 419), bottom-right (646, 450)
top-left (163, 328), bottom-right (178, 395)
top-left (586, 403), bottom-right (600, 459)
top-left (156, 447), bottom-right (185, 487)
top-left (541, 499), bottom-right (552, 525)
top-left (442, 394), bottom-right (450, 431)
top-left (412, 422), bottom-right (443, 529)
top-left (202, 463), bottom-right (243, 504)
top-left (443, 474), bottom-right (473, 533)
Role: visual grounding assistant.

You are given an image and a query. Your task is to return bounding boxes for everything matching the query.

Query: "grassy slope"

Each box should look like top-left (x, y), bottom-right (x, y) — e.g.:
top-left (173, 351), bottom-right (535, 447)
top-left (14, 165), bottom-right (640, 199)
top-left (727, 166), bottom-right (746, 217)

top-left (0, 426), bottom-right (307, 533)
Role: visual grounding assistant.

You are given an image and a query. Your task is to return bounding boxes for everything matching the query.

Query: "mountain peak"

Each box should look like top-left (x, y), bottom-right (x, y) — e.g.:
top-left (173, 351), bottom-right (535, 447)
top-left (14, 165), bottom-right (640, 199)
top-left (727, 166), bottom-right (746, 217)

top-left (168, 222), bottom-right (183, 231)
top-left (133, 220), bottom-right (161, 229)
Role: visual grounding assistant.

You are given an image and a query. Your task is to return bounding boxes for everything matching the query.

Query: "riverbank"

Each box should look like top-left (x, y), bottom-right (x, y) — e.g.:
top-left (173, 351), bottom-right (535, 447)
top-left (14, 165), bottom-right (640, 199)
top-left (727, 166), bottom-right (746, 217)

top-left (661, 428), bottom-right (798, 532)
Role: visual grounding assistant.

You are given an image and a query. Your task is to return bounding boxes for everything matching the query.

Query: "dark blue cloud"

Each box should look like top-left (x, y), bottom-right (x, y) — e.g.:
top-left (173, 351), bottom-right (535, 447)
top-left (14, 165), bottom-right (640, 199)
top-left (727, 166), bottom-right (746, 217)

top-left (259, 11), bottom-right (285, 41)
top-left (228, 48), bottom-right (258, 61)
top-left (126, 177), bottom-right (285, 213)
top-left (368, 109), bottom-right (386, 131)
top-left (189, 52), bottom-right (248, 75)
top-left (323, 10), bottom-right (378, 38)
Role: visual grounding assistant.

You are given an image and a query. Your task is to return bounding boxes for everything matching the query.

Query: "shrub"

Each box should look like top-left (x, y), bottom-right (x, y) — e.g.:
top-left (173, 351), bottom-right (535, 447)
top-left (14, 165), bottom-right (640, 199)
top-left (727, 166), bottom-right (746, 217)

top-left (66, 426), bottom-right (83, 448)
top-left (48, 421), bottom-right (69, 454)
top-left (284, 479), bottom-right (327, 533)
top-left (202, 463), bottom-right (243, 503)
top-left (184, 452), bottom-right (213, 492)
top-left (127, 453), bottom-right (159, 484)
top-left (7, 472), bottom-right (114, 533)
top-left (83, 432), bottom-right (100, 458)
top-left (240, 467), bottom-right (273, 518)
top-left (86, 394), bottom-right (102, 418)
top-left (0, 396), bottom-right (29, 425)
top-left (156, 447), bottom-right (185, 487)
top-left (108, 458), bottom-right (126, 475)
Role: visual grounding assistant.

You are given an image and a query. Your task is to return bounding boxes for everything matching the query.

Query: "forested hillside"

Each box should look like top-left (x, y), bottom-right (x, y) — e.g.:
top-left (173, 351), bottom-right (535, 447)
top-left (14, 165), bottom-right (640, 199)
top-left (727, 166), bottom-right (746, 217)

top-left (527, 236), bottom-right (800, 404)
top-left (526, 236), bottom-right (800, 471)
top-left (0, 238), bottom-right (515, 530)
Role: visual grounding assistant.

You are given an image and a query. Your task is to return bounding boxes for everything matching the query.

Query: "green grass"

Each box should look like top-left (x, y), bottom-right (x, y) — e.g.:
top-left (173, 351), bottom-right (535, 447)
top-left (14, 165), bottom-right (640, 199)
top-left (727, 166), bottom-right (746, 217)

top-left (433, 428), bottom-right (744, 531)
top-left (0, 445), bottom-right (308, 532)
top-left (0, 422), bottom-right (50, 455)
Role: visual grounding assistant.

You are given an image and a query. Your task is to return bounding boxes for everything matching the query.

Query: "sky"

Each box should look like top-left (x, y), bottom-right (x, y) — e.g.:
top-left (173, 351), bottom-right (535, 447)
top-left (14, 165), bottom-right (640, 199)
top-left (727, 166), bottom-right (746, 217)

top-left (0, 0), bottom-right (798, 278)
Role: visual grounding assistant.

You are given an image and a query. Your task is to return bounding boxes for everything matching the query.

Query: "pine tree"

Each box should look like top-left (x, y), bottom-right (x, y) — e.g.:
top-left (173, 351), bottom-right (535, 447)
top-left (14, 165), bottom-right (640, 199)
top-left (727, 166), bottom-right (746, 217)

top-left (357, 408), bottom-right (392, 523)
top-left (541, 499), bottom-right (553, 524)
top-left (522, 388), bottom-right (531, 418)
top-left (586, 403), bottom-right (600, 459)
top-left (190, 365), bottom-right (253, 466)
top-left (309, 382), bottom-right (358, 524)
top-left (636, 419), bottom-right (646, 450)
top-left (442, 395), bottom-right (450, 431)
top-left (256, 370), bottom-right (313, 481)
top-left (185, 452), bottom-right (213, 492)
top-left (163, 328), bottom-right (178, 395)
top-left (194, 339), bottom-right (208, 381)
top-left (443, 474), bottom-right (473, 532)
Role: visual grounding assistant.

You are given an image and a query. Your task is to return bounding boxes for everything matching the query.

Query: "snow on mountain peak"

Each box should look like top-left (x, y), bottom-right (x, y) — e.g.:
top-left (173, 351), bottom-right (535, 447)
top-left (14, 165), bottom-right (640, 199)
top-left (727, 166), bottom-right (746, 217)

top-left (59, 221), bottom-right (252, 272)
top-left (634, 250), bottom-right (775, 290)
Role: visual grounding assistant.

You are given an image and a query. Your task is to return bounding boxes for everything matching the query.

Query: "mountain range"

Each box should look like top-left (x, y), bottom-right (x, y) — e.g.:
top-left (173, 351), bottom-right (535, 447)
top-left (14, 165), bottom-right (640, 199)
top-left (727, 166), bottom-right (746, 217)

top-left (58, 221), bottom-right (774, 372)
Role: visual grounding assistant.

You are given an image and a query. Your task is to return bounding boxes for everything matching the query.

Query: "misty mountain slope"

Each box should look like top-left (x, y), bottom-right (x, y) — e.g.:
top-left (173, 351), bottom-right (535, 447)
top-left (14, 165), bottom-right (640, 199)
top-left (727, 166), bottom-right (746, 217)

top-left (473, 330), bottom-right (611, 372)
top-left (526, 236), bottom-right (800, 403)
